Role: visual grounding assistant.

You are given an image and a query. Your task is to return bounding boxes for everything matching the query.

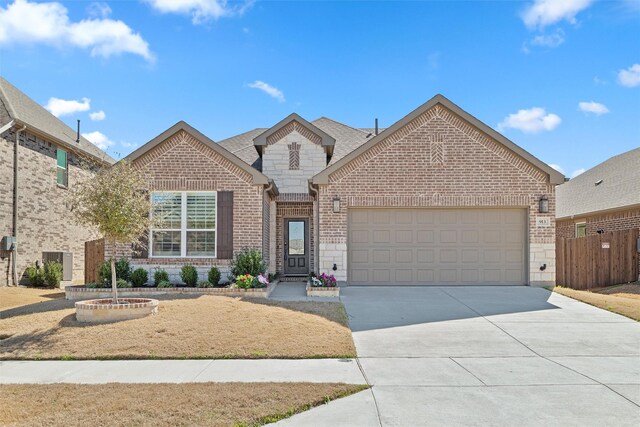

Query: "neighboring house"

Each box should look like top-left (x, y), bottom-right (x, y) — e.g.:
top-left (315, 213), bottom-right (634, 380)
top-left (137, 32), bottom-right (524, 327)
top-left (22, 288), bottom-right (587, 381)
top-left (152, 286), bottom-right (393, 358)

top-left (0, 77), bottom-right (115, 286)
top-left (556, 147), bottom-right (640, 239)
top-left (119, 95), bottom-right (563, 286)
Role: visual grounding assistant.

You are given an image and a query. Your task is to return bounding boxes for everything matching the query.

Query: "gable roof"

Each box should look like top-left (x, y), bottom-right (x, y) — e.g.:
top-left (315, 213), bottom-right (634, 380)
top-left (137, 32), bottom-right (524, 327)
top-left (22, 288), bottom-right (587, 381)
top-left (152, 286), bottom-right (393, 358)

top-left (312, 94), bottom-right (565, 185)
top-left (125, 121), bottom-right (271, 185)
top-left (0, 76), bottom-right (115, 165)
top-left (556, 147), bottom-right (640, 219)
top-left (252, 113), bottom-right (336, 156)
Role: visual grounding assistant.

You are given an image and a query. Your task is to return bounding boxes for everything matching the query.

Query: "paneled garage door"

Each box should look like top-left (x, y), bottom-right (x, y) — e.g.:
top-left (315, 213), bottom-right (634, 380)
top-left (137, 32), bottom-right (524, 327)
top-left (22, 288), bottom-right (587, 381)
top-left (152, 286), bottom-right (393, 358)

top-left (348, 208), bottom-right (527, 285)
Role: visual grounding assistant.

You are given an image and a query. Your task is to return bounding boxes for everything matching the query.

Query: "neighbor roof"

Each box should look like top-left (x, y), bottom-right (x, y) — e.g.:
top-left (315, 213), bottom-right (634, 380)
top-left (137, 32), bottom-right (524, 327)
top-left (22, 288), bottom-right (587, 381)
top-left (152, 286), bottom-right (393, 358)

top-left (556, 147), bottom-right (640, 219)
top-left (312, 94), bottom-right (565, 185)
top-left (0, 76), bottom-right (114, 165)
top-left (125, 121), bottom-right (272, 186)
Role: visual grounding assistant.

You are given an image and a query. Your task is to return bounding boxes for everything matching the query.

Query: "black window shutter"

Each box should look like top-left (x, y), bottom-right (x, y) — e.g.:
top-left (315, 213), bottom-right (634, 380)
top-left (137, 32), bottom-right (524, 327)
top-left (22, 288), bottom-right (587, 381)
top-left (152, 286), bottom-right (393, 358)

top-left (217, 191), bottom-right (234, 259)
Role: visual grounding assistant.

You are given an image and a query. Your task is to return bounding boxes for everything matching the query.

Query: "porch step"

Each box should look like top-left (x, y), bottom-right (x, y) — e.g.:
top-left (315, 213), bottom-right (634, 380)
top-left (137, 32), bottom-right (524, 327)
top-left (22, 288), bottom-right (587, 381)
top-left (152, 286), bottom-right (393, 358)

top-left (279, 276), bottom-right (308, 283)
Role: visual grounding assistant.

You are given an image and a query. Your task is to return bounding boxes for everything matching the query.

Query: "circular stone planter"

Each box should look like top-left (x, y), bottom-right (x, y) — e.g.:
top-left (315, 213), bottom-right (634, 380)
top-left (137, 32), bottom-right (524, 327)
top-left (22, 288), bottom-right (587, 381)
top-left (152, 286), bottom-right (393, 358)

top-left (75, 298), bottom-right (159, 323)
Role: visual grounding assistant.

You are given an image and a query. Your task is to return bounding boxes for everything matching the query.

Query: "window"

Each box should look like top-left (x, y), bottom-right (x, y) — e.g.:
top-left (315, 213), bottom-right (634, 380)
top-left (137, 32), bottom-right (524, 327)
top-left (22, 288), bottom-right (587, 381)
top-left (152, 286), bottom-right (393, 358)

top-left (576, 223), bottom-right (587, 238)
top-left (56, 149), bottom-right (68, 187)
top-left (150, 192), bottom-right (217, 257)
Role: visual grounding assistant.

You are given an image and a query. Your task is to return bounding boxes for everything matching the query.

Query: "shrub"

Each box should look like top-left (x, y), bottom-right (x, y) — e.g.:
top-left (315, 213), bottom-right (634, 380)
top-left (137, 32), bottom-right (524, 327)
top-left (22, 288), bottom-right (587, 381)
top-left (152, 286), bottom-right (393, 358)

top-left (116, 278), bottom-right (131, 288)
top-left (25, 264), bottom-right (45, 287)
top-left (157, 280), bottom-right (172, 288)
top-left (318, 273), bottom-right (337, 288)
top-left (98, 258), bottom-right (131, 285)
top-left (43, 261), bottom-right (63, 288)
top-left (230, 248), bottom-right (266, 278)
top-left (180, 264), bottom-right (198, 287)
top-left (208, 266), bottom-right (221, 286)
top-left (235, 274), bottom-right (255, 289)
top-left (154, 269), bottom-right (169, 286)
top-left (131, 268), bottom-right (148, 287)
top-left (197, 280), bottom-right (214, 288)
top-left (85, 283), bottom-right (98, 288)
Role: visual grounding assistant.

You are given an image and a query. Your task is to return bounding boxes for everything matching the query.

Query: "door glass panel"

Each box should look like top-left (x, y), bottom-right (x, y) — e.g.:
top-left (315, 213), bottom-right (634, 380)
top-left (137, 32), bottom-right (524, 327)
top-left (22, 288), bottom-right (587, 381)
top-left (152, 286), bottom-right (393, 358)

top-left (288, 221), bottom-right (305, 255)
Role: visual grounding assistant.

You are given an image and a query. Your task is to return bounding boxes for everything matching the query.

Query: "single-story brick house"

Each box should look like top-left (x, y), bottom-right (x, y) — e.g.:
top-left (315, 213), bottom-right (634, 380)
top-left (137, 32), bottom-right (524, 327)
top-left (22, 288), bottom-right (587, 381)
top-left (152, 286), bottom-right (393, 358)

top-left (121, 95), bottom-right (563, 286)
top-left (0, 77), bottom-right (115, 286)
top-left (556, 147), bottom-right (640, 276)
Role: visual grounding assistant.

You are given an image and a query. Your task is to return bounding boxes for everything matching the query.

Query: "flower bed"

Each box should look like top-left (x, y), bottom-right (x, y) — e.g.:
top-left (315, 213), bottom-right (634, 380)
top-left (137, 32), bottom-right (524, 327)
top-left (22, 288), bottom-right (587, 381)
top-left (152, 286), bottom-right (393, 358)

top-left (307, 273), bottom-right (339, 297)
top-left (75, 298), bottom-right (159, 323)
top-left (66, 281), bottom-right (278, 301)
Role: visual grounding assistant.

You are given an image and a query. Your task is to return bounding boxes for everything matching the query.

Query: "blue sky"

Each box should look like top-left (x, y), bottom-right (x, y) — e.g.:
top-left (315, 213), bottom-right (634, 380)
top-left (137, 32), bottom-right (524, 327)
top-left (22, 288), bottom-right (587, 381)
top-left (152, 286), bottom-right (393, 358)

top-left (0, 0), bottom-right (638, 178)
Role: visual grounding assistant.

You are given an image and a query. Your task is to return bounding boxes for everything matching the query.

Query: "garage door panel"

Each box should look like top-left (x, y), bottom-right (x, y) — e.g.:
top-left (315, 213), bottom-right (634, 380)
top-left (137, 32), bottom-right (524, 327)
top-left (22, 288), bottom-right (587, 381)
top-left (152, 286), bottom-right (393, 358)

top-left (348, 208), bottom-right (526, 285)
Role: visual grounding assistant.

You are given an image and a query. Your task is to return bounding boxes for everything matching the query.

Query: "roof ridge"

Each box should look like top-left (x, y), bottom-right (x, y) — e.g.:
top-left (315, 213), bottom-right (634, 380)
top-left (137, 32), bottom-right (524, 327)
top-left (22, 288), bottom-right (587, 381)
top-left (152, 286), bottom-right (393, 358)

top-left (313, 116), bottom-right (370, 135)
top-left (0, 76), bottom-right (17, 119)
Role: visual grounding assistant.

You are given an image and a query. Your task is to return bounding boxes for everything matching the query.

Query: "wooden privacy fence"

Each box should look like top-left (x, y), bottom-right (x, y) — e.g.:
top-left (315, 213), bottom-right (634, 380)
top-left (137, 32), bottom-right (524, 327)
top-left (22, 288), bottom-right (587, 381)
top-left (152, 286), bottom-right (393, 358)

top-left (556, 229), bottom-right (639, 290)
top-left (84, 238), bottom-right (105, 284)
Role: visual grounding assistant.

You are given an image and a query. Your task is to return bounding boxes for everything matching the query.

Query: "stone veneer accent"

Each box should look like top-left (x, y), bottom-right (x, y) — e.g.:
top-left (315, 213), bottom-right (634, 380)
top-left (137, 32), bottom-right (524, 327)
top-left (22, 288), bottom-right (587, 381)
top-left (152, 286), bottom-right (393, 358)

top-left (317, 104), bottom-right (557, 285)
top-left (0, 126), bottom-right (102, 286)
top-left (262, 130), bottom-right (326, 193)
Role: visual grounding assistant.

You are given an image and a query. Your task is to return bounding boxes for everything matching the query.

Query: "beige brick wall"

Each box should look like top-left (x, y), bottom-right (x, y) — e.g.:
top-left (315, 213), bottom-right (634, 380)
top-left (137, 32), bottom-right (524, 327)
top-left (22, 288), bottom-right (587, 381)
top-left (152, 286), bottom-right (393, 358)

top-left (317, 104), bottom-right (557, 285)
top-left (109, 129), bottom-right (265, 280)
top-left (0, 127), bottom-right (102, 286)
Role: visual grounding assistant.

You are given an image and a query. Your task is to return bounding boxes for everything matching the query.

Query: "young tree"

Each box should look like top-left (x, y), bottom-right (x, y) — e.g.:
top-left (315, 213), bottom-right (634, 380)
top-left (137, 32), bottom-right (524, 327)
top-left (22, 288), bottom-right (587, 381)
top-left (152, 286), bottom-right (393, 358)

top-left (69, 161), bottom-right (153, 303)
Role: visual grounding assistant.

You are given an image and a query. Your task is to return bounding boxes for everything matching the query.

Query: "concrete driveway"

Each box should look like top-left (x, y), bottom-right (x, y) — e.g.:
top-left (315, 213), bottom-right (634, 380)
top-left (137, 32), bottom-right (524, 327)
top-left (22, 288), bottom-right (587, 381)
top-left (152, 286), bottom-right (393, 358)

top-left (277, 286), bottom-right (640, 426)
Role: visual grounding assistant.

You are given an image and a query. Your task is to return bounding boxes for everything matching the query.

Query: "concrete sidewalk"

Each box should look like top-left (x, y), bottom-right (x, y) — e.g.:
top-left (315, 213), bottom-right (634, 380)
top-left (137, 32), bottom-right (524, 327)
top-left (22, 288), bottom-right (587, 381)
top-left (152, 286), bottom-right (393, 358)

top-left (0, 359), bottom-right (365, 384)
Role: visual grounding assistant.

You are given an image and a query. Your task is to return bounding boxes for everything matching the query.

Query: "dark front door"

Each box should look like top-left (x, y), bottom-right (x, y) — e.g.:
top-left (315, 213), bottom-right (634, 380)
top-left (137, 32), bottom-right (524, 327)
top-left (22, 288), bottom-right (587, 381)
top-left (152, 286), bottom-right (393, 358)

top-left (284, 219), bottom-right (309, 275)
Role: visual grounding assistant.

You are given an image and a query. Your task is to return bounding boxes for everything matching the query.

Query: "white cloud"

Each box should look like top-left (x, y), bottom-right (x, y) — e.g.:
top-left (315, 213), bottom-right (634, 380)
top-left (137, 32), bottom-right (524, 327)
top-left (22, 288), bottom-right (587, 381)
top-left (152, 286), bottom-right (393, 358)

top-left (571, 168), bottom-right (586, 178)
top-left (578, 101), bottom-right (609, 115)
top-left (82, 130), bottom-right (114, 150)
top-left (87, 2), bottom-right (111, 18)
top-left (498, 107), bottom-right (561, 134)
top-left (521, 0), bottom-right (594, 29)
top-left (617, 63), bottom-right (640, 87)
top-left (247, 80), bottom-right (285, 103)
top-left (530, 29), bottom-right (565, 48)
top-left (45, 97), bottom-right (90, 117)
top-left (89, 110), bottom-right (106, 121)
top-left (0, 0), bottom-right (153, 61)
top-left (146, 0), bottom-right (254, 24)
top-left (549, 164), bottom-right (565, 174)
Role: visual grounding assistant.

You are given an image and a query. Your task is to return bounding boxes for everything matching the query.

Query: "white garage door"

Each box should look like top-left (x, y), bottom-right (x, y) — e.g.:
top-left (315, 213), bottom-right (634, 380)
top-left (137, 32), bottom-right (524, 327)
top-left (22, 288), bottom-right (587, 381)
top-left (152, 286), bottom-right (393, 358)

top-left (348, 208), bottom-right (527, 285)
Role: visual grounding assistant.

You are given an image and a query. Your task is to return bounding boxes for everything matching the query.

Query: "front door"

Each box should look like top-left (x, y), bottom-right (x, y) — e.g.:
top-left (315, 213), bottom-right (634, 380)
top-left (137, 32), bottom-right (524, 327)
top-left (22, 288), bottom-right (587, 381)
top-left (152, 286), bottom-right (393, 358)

top-left (284, 219), bottom-right (309, 275)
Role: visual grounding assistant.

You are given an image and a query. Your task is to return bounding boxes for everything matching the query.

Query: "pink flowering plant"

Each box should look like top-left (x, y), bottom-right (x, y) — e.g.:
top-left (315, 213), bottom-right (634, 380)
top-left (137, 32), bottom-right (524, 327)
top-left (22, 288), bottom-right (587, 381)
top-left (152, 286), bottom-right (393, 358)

top-left (234, 272), bottom-right (269, 289)
top-left (255, 273), bottom-right (269, 288)
top-left (312, 272), bottom-right (337, 287)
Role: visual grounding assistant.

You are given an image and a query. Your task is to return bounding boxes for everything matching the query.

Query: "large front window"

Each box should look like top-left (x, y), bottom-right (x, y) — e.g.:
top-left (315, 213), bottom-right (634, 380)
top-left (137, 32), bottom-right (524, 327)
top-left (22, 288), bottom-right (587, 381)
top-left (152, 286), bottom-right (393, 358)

top-left (150, 192), bottom-right (217, 257)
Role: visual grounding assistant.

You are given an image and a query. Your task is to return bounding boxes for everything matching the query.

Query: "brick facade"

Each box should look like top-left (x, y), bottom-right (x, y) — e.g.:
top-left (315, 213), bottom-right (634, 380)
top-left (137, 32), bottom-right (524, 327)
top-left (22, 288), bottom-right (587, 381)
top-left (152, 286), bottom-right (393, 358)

top-left (109, 129), bottom-right (265, 283)
top-left (0, 127), bottom-right (102, 286)
top-left (557, 207), bottom-right (640, 238)
top-left (316, 104), bottom-right (557, 285)
top-left (275, 201), bottom-right (315, 275)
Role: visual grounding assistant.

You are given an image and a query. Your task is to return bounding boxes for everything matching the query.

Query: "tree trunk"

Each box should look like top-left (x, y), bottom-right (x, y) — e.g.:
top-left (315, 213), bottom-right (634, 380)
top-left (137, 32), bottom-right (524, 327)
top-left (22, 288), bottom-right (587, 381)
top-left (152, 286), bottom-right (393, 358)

top-left (111, 254), bottom-right (118, 304)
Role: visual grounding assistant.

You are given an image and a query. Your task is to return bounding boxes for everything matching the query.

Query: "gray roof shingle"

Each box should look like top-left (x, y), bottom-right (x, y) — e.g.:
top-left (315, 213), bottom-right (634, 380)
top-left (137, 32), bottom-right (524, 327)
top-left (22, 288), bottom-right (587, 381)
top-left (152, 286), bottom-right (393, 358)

top-left (556, 147), bottom-right (640, 219)
top-left (0, 77), bottom-right (115, 164)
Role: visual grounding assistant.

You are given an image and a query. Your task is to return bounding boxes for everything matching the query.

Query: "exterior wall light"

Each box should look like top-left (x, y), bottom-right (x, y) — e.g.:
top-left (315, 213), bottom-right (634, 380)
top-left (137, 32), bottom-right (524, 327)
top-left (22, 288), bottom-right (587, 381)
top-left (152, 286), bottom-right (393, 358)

top-left (332, 196), bottom-right (341, 213)
top-left (539, 195), bottom-right (549, 213)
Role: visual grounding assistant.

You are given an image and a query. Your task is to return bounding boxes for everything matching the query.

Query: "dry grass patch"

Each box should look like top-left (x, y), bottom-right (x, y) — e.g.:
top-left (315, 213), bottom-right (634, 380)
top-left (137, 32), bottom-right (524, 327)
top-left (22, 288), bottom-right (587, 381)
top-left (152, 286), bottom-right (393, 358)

top-left (554, 283), bottom-right (640, 321)
top-left (0, 295), bottom-right (356, 360)
top-left (0, 382), bottom-right (368, 427)
top-left (0, 287), bottom-right (64, 310)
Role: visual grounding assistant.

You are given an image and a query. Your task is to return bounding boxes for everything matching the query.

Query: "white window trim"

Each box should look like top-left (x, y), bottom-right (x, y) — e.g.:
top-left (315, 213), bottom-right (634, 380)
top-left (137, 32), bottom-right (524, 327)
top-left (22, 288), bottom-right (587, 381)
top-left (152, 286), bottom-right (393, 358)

top-left (575, 222), bottom-right (587, 238)
top-left (149, 191), bottom-right (217, 258)
top-left (56, 148), bottom-right (68, 187)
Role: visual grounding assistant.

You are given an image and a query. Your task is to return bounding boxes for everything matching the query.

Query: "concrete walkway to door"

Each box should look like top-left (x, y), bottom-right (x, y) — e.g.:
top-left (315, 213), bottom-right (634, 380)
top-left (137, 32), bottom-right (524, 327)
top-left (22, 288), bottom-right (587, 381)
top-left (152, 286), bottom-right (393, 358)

top-left (275, 286), bottom-right (640, 427)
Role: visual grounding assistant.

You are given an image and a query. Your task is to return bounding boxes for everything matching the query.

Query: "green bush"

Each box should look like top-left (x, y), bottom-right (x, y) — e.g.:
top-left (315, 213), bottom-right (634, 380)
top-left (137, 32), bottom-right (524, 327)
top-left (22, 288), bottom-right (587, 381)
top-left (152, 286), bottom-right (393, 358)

top-left (25, 264), bottom-right (45, 287)
top-left (43, 261), bottom-right (63, 288)
top-left (208, 266), bottom-right (221, 286)
top-left (157, 280), bottom-right (172, 288)
top-left (116, 278), bottom-right (131, 288)
top-left (230, 248), bottom-right (266, 278)
top-left (85, 283), bottom-right (98, 288)
top-left (197, 280), bottom-right (214, 288)
top-left (98, 258), bottom-right (131, 285)
top-left (180, 264), bottom-right (198, 287)
top-left (154, 269), bottom-right (169, 286)
top-left (131, 268), bottom-right (148, 287)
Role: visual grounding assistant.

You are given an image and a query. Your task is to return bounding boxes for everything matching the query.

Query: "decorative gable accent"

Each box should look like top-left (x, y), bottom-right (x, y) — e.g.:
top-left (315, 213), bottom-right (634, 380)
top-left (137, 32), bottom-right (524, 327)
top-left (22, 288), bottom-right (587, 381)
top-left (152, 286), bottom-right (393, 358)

top-left (288, 142), bottom-right (300, 170)
top-left (429, 133), bottom-right (444, 165)
top-left (268, 121), bottom-right (322, 146)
